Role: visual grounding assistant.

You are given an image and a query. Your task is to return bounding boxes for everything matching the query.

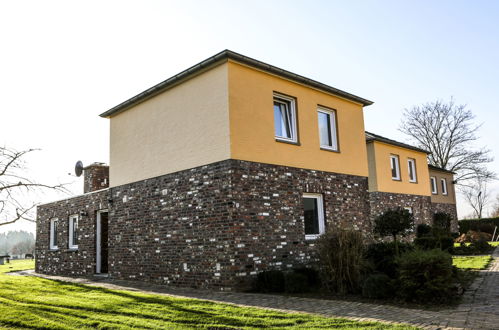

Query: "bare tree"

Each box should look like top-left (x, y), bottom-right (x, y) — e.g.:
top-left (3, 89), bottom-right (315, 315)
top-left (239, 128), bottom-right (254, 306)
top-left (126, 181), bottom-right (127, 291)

top-left (400, 98), bottom-right (495, 183)
top-left (462, 174), bottom-right (490, 218)
top-left (489, 195), bottom-right (499, 218)
top-left (0, 146), bottom-right (67, 226)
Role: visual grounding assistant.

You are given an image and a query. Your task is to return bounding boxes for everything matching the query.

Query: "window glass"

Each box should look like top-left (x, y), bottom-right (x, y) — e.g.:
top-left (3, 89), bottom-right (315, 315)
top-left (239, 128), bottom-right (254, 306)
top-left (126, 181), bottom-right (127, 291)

top-left (273, 94), bottom-right (297, 142)
top-left (390, 155), bottom-right (400, 180)
top-left (430, 177), bottom-right (437, 194)
top-left (408, 159), bottom-right (417, 182)
top-left (303, 194), bottom-right (325, 239)
top-left (318, 108), bottom-right (338, 151)
top-left (50, 219), bottom-right (58, 250)
top-left (441, 178), bottom-right (448, 195)
top-left (69, 215), bottom-right (79, 249)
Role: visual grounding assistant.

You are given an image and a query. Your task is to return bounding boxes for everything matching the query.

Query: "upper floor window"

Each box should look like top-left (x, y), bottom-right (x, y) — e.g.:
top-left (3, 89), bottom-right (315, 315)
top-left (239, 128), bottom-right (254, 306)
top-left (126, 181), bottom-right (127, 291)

top-left (407, 159), bottom-right (417, 183)
top-left (441, 178), bottom-right (448, 195)
top-left (317, 107), bottom-right (338, 151)
top-left (49, 218), bottom-right (58, 250)
top-left (430, 176), bottom-right (437, 194)
top-left (303, 193), bottom-right (325, 240)
top-left (390, 155), bottom-right (400, 180)
top-left (273, 93), bottom-right (297, 143)
top-left (68, 215), bottom-right (79, 250)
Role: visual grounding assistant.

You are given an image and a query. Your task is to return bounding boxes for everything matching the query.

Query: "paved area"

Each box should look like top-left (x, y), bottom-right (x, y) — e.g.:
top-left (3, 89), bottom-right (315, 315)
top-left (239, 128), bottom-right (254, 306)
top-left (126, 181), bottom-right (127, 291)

top-left (14, 248), bottom-right (499, 329)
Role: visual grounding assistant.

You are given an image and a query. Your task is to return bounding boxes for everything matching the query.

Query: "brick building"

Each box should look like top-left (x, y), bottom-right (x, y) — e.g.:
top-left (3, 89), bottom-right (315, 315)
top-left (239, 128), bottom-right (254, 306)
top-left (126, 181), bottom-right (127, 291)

top-left (36, 50), bottom-right (458, 290)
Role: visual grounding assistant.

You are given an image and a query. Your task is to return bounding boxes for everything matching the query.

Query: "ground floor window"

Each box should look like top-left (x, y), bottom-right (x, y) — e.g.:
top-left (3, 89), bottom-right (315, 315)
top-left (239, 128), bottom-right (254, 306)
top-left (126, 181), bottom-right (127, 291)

top-left (303, 193), bottom-right (325, 240)
top-left (68, 215), bottom-right (79, 249)
top-left (49, 218), bottom-right (58, 250)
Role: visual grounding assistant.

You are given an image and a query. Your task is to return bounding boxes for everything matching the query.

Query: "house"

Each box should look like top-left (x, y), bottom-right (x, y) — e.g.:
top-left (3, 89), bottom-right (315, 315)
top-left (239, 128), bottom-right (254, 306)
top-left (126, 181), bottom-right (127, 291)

top-left (35, 50), bottom-right (458, 290)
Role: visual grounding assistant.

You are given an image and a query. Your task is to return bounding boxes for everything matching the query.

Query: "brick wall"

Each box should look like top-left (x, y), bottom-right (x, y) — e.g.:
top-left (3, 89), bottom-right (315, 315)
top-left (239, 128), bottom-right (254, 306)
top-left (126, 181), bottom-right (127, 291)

top-left (83, 163), bottom-right (109, 193)
top-left (36, 190), bottom-right (109, 275)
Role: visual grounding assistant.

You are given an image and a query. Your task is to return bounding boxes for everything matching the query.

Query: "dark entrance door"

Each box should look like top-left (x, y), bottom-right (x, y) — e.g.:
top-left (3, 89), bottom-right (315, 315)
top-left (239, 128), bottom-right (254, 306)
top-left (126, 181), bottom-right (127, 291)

top-left (96, 211), bottom-right (109, 274)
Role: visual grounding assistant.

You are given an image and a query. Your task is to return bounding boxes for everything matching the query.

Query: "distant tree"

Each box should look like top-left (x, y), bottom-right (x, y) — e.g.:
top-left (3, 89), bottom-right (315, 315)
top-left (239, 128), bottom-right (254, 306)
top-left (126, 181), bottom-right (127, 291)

top-left (374, 208), bottom-right (414, 256)
top-left (462, 173), bottom-right (490, 219)
top-left (490, 195), bottom-right (499, 218)
top-left (400, 98), bottom-right (495, 184)
top-left (0, 146), bottom-right (67, 226)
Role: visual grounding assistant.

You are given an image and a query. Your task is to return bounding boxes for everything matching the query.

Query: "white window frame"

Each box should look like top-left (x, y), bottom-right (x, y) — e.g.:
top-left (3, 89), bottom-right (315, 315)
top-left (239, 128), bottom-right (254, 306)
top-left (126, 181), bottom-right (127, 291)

top-left (49, 218), bottom-right (58, 250)
top-left (404, 206), bottom-right (413, 214)
top-left (407, 158), bottom-right (417, 183)
top-left (273, 93), bottom-right (298, 143)
top-left (430, 176), bottom-right (437, 194)
top-left (317, 107), bottom-right (338, 151)
top-left (441, 178), bottom-right (448, 195)
top-left (390, 155), bottom-right (401, 180)
top-left (303, 193), bottom-right (325, 240)
top-left (68, 214), bottom-right (79, 250)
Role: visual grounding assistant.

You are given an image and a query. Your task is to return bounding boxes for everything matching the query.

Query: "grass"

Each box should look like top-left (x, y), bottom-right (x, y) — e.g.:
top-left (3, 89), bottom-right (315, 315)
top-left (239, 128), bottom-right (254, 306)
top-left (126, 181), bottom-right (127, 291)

top-left (0, 260), bottom-right (416, 329)
top-left (453, 255), bottom-right (493, 270)
top-left (453, 241), bottom-right (499, 247)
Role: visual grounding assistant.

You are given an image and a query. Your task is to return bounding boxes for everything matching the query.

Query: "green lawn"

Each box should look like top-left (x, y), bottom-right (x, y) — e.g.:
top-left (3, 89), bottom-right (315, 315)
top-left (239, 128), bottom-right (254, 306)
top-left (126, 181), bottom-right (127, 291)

top-left (453, 255), bottom-right (493, 270)
top-left (0, 260), bottom-right (415, 329)
top-left (454, 241), bottom-right (499, 247)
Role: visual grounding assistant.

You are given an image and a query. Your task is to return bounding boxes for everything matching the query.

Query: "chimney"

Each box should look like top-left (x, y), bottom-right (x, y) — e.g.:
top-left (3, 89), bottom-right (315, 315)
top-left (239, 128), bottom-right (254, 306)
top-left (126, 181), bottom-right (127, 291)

top-left (83, 163), bottom-right (109, 193)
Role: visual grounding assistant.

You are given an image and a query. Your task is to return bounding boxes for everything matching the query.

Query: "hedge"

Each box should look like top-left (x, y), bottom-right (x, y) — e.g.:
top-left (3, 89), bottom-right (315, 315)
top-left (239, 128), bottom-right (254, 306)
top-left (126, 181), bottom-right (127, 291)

top-left (458, 218), bottom-right (499, 235)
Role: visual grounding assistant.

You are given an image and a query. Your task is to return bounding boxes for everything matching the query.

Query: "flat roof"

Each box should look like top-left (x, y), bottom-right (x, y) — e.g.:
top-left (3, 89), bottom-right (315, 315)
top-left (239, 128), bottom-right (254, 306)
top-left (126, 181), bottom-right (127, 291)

top-left (428, 164), bottom-right (456, 174)
top-left (365, 131), bottom-right (431, 154)
top-left (100, 49), bottom-right (373, 118)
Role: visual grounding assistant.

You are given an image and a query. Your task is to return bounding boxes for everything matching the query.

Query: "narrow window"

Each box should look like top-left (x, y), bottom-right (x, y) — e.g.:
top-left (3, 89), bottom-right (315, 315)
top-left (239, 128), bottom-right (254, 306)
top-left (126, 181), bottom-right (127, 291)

top-left (390, 155), bottom-right (400, 180)
top-left (317, 107), bottom-right (338, 151)
top-left (441, 178), bottom-right (448, 195)
top-left (273, 93), bottom-right (297, 143)
top-left (407, 159), bottom-right (417, 183)
top-left (68, 215), bottom-right (79, 249)
top-left (49, 218), bottom-right (58, 250)
top-left (404, 207), bottom-right (413, 214)
top-left (303, 193), bottom-right (325, 240)
top-left (430, 177), bottom-right (437, 194)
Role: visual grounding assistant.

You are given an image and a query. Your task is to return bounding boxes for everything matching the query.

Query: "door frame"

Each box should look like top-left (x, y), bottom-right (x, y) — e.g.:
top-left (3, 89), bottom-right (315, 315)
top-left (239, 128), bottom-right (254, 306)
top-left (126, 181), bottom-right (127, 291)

top-left (96, 209), bottom-right (108, 274)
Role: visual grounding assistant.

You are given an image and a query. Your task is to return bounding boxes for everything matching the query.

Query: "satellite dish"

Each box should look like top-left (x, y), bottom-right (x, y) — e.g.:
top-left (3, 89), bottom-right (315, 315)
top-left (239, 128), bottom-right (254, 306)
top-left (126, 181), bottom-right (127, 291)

top-left (75, 161), bottom-right (84, 177)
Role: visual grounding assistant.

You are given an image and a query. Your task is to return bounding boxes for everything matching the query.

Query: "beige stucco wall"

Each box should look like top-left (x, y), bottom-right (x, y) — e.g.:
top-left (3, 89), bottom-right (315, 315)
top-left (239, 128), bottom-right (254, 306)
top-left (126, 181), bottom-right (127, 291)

top-left (227, 61), bottom-right (369, 177)
top-left (108, 63), bottom-right (230, 187)
top-left (429, 169), bottom-right (456, 204)
top-left (367, 141), bottom-right (431, 196)
top-left (366, 143), bottom-right (378, 191)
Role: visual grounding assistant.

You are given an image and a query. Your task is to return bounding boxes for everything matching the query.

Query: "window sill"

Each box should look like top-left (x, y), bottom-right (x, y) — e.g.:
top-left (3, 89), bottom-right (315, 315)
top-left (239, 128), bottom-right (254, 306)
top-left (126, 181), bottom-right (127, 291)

top-left (409, 181), bottom-right (418, 184)
top-left (320, 147), bottom-right (340, 153)
top-left (391, 178), bottom-right (401, 181)
top-left (305, 234), bottom-right (320, 240)
top-left (431, 192), bottom-right (438, 195)
top-left (49, 248), bottom-right (59, 251)
top-left (67, 247), bottom-right (79, 252)
top-left (275, 138), bottom-right (300, 146)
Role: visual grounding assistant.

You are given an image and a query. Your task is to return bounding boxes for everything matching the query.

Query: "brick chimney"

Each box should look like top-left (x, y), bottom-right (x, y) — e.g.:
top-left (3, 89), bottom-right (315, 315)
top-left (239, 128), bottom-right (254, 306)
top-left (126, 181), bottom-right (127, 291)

top-left (83, 163), bottom-right (109, 193)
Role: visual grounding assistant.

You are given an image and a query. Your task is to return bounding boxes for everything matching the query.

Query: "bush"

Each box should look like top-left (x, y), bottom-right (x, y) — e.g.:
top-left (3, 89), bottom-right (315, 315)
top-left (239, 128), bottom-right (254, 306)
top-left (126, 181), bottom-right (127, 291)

top-left (433, 212), bottom-right (452, 233)
top-left (284, 272), bottom-right (309, 293)
top-left (397, 249), bottom-right (456, 304)
top-left (292, 267), bottom-right (321, 289)
top-left (362, 273), bottom-right (394, 299)
top-left (364, 242), bottom-right (414, 278)
top-left (416, 224), bottom-right (432, 238)
top-left (415, 236), bottom-right (454, 252)
top-left (254, 270), bottom-right (285, 293)
top-left (374, 208), bottom-right (414, 256)
top-left (470, 239), bottom-right (494, 254)
top-left (459, 218), bottom-right (499, 235)
top-left (316, 229), bottom-right (364, 294)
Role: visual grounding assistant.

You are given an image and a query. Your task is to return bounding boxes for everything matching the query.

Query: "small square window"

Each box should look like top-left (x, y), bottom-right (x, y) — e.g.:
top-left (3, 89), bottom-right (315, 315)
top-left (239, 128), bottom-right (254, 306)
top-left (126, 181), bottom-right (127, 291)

top-left (407, 159), bottom-right (417, 183)
top-left (318, 107), bottom-right (338, 151)
top-left (441, 178), bottom-right (448, 195)
top-left (69, 215), bottom-right (79, 250)
top-left (273, 93), bottom-right (297, 143)
top-left (390, 155), bottom-right (400, 180)
top-left (430, 177), bottom-right (437, 194)
top-left (49, 218), bottom-right (58, 250)
top-left (303, 193), bottom-right (325, 240)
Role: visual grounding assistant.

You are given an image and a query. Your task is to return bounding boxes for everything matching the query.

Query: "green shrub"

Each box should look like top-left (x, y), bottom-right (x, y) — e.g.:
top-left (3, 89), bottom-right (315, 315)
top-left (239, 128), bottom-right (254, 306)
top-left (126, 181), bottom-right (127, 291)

top-left (254, 270), bottom-right (285, 293)
top-left (292, 267), bottom-right (321, 289)
top-left (362, 273), bottom-right (394, 299)
top-left (316, 229), bottom-right (365, 294)
top-left (397, 249), bottom-right (456, 304)
top-left (284, 272), bottom-right (309, 293)
top-left (470, 239), bottom-right (494, 254)
top-left (415, 236), bottom-right (454, 252)
top-left (364, 242), bottom-right (414, 278)
top-left (459, 218), bottom-right (499, 235)
top-left (416, 224), bottom-right (432, 238)
top-left (374, 208), bottom-right (414, 256)
top-left (433, 212), bottom-right (452, 233)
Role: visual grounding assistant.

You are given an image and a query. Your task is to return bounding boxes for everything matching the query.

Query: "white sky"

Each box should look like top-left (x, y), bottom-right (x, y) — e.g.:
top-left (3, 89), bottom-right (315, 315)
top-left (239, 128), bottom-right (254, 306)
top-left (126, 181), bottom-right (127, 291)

top-left (1, 0), bottom-right (499, 234)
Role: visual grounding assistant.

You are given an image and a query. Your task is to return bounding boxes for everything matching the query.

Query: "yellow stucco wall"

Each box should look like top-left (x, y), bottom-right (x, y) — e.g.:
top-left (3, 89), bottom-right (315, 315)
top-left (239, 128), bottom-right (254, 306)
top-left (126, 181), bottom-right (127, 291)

top-left (429, 169), bottom-right (456, 204)
top-left (367, 141), bottom-right (430, 196)
top-left (227, 61), bottom-right (369, 177)
top-left (108, 63), bottom-right (230, 187)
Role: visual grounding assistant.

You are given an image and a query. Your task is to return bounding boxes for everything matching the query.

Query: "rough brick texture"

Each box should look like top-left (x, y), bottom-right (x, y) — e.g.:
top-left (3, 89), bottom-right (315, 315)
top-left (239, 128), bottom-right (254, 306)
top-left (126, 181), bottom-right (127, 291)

top-left (84, 163), bottom-right (109, 193)
top-left (431, 202), bottom-right (459, 232)
top-left (369, 191), bottom-right (433, 227)
top-left (36, 190), bottom-right (109, 275)
top-left (37, 159), bottom-right (370, 290)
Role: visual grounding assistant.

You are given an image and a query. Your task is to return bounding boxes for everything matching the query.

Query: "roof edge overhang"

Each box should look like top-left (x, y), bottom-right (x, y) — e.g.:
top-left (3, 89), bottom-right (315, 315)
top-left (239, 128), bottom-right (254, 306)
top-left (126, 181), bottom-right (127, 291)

top-left (365, 131), bottom-right (431, 154)
top-left (100, 49), bottom-right (373, 118)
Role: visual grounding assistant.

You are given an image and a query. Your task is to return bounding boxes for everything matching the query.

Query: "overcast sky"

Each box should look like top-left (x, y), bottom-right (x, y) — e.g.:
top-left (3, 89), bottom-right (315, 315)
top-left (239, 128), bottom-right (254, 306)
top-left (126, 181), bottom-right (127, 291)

top-left (1, 0), bottom-right (499, 233)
